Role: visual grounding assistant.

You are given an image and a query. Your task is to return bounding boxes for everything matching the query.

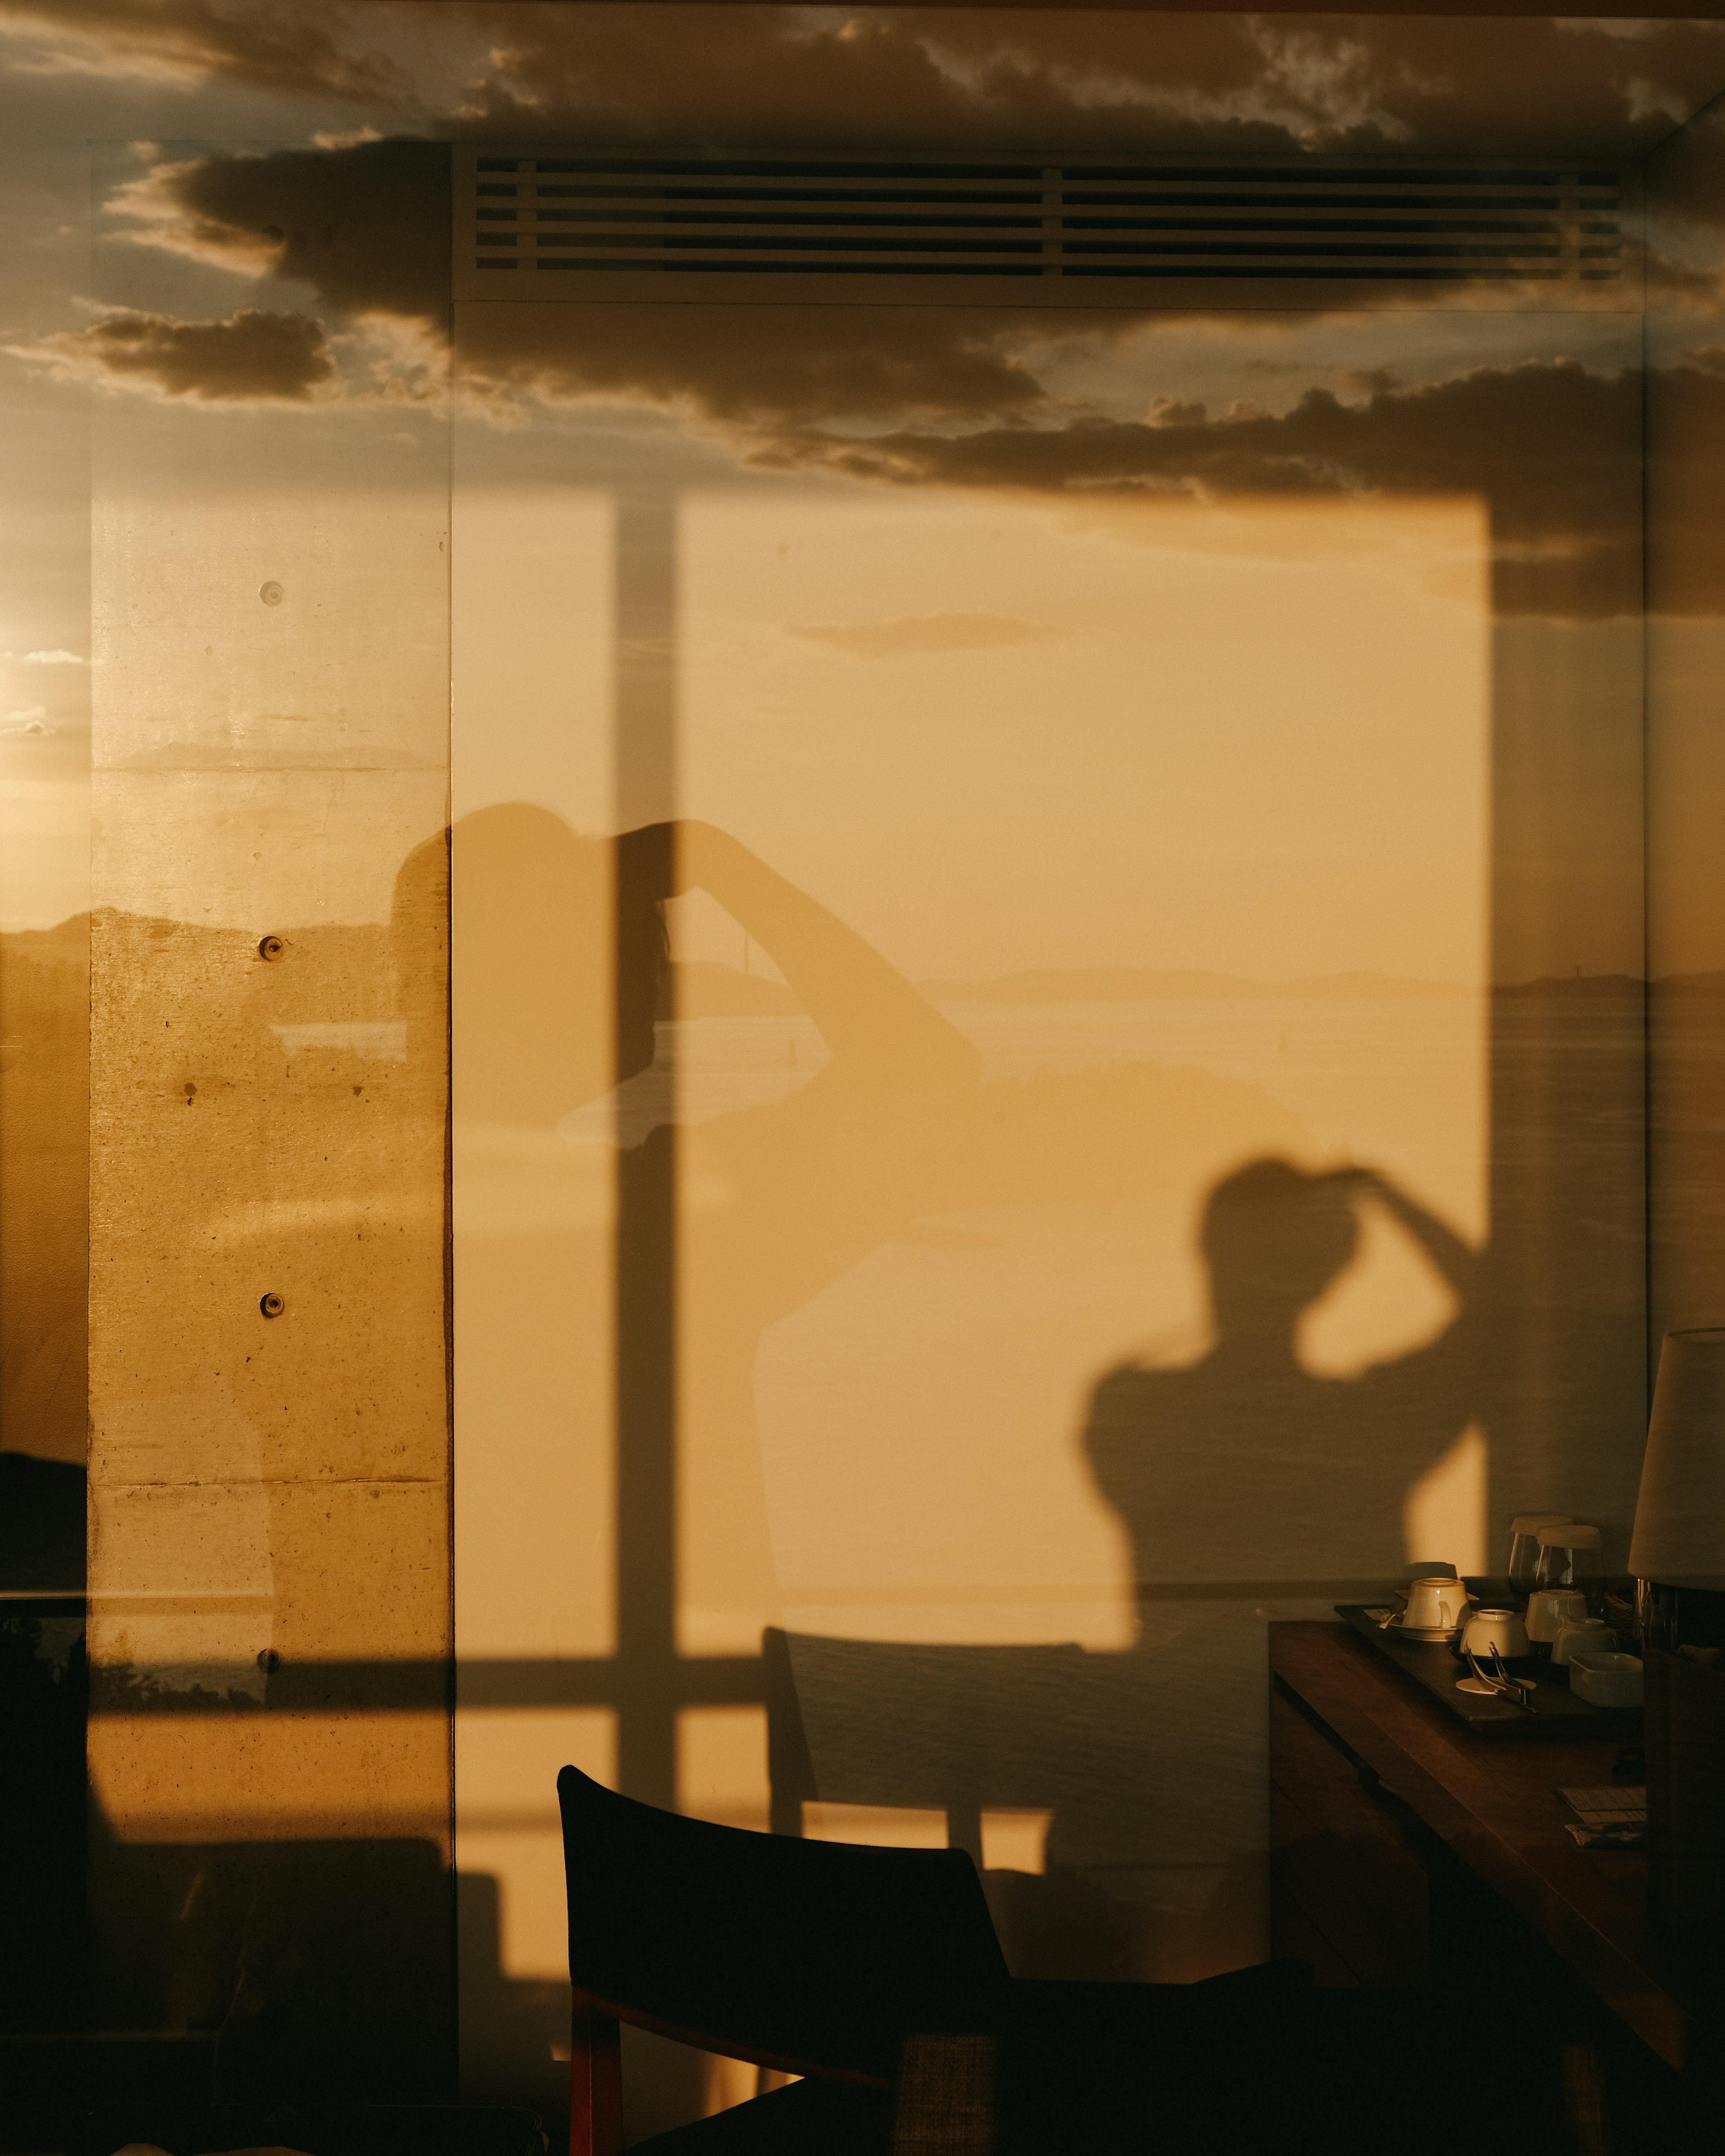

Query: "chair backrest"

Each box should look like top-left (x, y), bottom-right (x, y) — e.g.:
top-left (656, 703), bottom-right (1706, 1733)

top-left (556, 1765), bottom-right (1010, 2084)
top-left (762, 1630), bottom-right (1092, 1819)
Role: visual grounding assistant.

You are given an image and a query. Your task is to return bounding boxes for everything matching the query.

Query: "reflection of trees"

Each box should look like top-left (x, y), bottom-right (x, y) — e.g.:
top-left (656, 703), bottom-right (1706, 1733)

top-left (92, 1666), bottom-right (263, 1714)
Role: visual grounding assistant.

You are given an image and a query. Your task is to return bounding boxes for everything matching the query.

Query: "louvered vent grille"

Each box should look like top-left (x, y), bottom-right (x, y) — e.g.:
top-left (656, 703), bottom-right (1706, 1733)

top-left (463, 155), bottom-right (1625, 287)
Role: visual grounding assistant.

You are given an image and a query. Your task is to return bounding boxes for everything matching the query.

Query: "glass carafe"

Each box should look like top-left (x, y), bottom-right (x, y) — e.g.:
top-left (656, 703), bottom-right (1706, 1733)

top-left (1534, 1524), bottom-right (1605, 1617)
top-left (1507, 1513), bottom-right (1570, 1601)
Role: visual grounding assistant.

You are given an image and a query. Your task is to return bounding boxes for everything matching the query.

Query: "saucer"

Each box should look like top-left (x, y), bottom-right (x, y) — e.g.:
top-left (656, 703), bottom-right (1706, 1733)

top-left (1389, 1620), bottom-right (1462, 1644)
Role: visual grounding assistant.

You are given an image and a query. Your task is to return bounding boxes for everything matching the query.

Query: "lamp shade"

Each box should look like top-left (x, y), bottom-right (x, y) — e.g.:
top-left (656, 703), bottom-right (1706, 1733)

top-left (1630, 1328), bottom-right (1725, 1588)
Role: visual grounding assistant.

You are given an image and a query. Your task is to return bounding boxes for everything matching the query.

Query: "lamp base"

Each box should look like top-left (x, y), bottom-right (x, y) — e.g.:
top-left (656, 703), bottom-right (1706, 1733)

top-left (1640, 1585), bottom-right (1725, 1936)
top-left (1637, 1578), bottom-right (1725, 1655)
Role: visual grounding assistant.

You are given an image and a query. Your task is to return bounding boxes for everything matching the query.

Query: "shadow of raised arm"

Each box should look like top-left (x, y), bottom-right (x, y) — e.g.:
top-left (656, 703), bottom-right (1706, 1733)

top-left (632, 818), bottom-right (981, 1091)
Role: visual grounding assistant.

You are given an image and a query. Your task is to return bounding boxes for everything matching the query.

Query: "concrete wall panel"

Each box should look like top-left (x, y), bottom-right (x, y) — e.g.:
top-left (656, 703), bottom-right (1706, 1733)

top-left (87, 402), bottom-right (454, 2096)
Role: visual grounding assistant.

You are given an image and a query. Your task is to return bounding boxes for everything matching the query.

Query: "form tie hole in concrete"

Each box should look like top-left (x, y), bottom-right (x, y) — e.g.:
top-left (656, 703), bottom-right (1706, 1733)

top-left (260, 581), bottom-right (284, 606)
top-left (260, 1292), bottom-right (285, 1319)
top-left (258, 935), bottom-right (284, 960)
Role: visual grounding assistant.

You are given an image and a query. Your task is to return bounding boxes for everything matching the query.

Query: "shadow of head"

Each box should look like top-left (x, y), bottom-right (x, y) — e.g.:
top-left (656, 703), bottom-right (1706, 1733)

top-left (1202, 1157), bottom-right (1358, 1337)
top-left (397, 805), bottom-right (668, 1126)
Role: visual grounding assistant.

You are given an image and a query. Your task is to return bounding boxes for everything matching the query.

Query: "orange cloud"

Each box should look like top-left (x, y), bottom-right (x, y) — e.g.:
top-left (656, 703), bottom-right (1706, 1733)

top-left (0, 0), bottom-right (410, 97)
top-left (785, 610), bottom-right (1066, 657)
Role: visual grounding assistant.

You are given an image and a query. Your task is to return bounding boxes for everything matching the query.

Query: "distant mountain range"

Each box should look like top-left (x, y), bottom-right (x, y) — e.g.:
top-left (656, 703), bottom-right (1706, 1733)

top-left (8, 931), bottom-right (1718, 1032)
top-left (917, 966), bottom-right (1474, 1004)
top-left (660, 958), bottom-right (1724, 1020)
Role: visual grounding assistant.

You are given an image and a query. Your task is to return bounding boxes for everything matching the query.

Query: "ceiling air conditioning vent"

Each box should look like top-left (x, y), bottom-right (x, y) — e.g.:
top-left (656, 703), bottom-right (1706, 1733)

top-left (454, 150), bottom-right (1631, 309)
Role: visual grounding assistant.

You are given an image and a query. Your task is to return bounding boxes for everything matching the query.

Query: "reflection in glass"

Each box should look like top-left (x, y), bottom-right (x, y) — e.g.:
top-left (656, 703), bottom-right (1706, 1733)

top-left (6, 31), bottom-right (1703, 2129)
top-left (453, 374), bottom-right (1511, 2024)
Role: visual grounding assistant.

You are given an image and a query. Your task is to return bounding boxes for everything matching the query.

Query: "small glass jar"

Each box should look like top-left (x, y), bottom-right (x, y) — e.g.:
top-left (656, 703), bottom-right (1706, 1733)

top-left (1534, 1523), bottom-right (1605, 1617)
top-left (1507, 1513), bottom-right (1570, 1600)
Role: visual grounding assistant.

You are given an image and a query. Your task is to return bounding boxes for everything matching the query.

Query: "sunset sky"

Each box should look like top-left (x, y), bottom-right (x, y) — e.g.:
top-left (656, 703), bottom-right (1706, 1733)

top-left (7, 0), bottom-right (1725, 940)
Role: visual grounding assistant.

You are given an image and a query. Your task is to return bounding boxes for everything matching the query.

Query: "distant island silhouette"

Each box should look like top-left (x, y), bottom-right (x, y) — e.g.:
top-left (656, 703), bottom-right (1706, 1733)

top-left (653, 956), bottom-right (1682, 1021)
top-left (917, 967), bottom-right (1475, 1005)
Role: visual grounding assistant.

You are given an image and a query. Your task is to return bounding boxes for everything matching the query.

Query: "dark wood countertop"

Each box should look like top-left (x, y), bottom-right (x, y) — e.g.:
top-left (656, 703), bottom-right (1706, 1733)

top-left (1270, 1620), bottom-right (1719, 2074)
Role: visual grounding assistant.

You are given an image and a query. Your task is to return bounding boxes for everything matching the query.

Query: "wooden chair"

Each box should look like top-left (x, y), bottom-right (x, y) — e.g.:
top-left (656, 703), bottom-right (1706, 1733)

top-left (556, 1764), bottom-right (1010, 2156)
top-left (561, 1750), bottom-right (1627, 2156)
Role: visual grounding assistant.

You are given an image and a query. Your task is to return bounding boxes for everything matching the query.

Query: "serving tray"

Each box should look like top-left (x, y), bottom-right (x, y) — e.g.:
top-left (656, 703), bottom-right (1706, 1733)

top-left (1335, 1604), bottom-right (1644, 1739)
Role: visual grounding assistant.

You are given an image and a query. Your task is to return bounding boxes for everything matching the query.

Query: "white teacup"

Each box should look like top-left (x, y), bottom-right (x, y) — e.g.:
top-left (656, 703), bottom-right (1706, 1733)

top-left (1526, 1588), bottom-right (1589, 1643)
top-left (1552, 1619), bottom-right (1616, 1666)
top-left (1461, 1607), bottom-right (1530, 1661)
top-left (1402, 1575), bottom-right (1473, 1632)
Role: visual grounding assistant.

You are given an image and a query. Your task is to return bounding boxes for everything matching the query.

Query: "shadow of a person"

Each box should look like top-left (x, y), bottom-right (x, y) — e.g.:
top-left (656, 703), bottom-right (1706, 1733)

top-left (447, 809), bottom-right (1312, 1667)
top-left (1083, 1157), bottom-right (1480, 1604)
top-left (1004, 1158), bottom-right (1486, 1968)
top-left (444, 815), bottom-right (1389, 1993)
top-left (445, 807), bottom-right (986, 1668)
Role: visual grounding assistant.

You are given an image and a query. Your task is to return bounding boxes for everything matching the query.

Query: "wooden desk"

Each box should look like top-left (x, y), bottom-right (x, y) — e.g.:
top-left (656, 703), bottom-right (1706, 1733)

top-left (1270, 1621), bottom-right (1720, 2085)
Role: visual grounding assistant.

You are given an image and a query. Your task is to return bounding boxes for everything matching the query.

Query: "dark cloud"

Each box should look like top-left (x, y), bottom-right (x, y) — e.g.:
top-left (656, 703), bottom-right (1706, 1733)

top-left (455, 298), bottom-right (1053, 424)
top-left (86, 14), bottom-right (1725, 440)
top-left (90, 7), bottom-right (1725, 358)
top-left (751, 359), bottom-right (1654, 619)
top-left (21, 4), bottom-right (1725, 166)
top-left (439, 8), bottom-right (1725, 163)
top-left (35, 287), bottom-right (1716, 621)
top-left (1646, 90), bottom-right (1725, 234)
top-left (53, 18), bottom-right (1725, 623)
top-left (125, 137), bottom-right (1064, 422)
top-left (21, 305), bottom-right (336, 401)
top-left (448, 8), bottom-right (1301, 157)
top-left (1648, 358), bottom-right (1725, 615)
top-left (116, 124), bottom-right (1694, 448)
top-left (135, 138), bottom-right (453, 327)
